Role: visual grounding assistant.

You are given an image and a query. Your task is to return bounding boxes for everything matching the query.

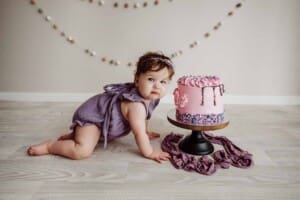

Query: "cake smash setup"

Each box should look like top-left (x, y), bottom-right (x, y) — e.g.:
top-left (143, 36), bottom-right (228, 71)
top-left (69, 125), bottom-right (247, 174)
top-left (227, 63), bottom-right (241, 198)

top-left (161, 75), bottom-right (254, 175)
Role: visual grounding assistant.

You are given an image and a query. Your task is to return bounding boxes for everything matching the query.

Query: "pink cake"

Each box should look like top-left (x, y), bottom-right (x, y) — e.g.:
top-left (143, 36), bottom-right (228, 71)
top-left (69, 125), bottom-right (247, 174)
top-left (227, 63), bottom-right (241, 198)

top-left (173, 75), bottom-right (225, 125)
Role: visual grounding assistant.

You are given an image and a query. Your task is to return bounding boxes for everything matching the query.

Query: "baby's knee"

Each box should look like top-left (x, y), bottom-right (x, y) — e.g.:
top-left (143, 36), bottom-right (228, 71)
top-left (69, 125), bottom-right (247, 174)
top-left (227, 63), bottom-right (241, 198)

top-left (71, 145), bottom-right (94, 160)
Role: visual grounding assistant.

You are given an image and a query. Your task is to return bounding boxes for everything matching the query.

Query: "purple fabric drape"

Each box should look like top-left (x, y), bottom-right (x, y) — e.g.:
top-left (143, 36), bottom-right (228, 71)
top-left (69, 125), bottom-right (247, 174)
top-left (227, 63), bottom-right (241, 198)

top-left (161, 132), bottom-right (254, 175)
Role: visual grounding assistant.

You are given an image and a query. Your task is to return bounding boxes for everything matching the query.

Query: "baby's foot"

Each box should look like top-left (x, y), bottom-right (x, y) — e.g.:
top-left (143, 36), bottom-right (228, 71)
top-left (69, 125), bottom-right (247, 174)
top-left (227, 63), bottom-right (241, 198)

top-left (58, 132), bottom-right (74, 141)
top-left (27, 140), bottom-right (53, 156)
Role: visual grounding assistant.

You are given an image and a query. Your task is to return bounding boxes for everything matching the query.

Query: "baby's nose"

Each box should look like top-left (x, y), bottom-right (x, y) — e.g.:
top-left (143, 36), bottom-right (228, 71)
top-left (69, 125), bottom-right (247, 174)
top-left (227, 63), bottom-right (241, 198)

top-left (154, 81), bottom-right (161, 88)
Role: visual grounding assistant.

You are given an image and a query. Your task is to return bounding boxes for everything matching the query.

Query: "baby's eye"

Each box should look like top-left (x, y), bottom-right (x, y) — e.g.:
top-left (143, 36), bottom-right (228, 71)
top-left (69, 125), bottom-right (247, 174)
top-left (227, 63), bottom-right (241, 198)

top-left (148, 78), bottom-right (155, 82)
top-left (160, 80), bottom-right (168, 84)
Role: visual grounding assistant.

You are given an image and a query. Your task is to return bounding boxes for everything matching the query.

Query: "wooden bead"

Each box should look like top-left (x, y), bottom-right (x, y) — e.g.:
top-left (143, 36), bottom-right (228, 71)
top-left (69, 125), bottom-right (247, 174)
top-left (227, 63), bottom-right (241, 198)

top-left (90, 51), bottom-right (96, 56)
top-left (37, 8), bottom-right (43, 14)
top-left (45, 16), bottom-right (52, 22)
top-left (98, 1), bottom-right (105, 6)
top-left (67, 36), bottom-right (75, 44)
top-left (115, 61), bottom-right (120, 66)
top-left (236, 3), bottom-right (242, 8)
top-left (52, 24), bottom-right (58, 30)
top-left (228, 11), bottom-right (233, 16)
top-left (30, 0), bottom-right (36, 5)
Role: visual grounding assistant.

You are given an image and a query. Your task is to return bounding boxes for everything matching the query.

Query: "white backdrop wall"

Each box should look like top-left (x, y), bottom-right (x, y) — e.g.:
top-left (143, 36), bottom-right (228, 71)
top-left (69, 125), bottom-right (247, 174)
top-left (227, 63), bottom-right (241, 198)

top-left (0, 0), bottom-right (300, 104)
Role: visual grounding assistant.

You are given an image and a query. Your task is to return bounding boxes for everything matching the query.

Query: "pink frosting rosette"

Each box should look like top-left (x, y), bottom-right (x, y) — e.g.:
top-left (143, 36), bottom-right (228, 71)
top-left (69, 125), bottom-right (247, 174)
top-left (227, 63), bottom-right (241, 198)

top-left (177, 75), bottom-right (222, 88)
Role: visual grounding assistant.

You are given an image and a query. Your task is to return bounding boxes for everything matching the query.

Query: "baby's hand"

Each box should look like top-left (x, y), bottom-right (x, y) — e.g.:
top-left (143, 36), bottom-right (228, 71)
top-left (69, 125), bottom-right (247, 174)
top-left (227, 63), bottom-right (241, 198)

top-left (148, 149), bottom-right (170, 163)
top-left (147, 131), bottom-right (160, 140)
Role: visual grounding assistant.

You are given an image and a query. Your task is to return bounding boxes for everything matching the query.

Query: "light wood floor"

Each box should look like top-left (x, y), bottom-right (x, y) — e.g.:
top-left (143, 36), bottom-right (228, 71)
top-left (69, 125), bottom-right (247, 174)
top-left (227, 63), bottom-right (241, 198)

top-left (0, 101), bottom-right (299, 200)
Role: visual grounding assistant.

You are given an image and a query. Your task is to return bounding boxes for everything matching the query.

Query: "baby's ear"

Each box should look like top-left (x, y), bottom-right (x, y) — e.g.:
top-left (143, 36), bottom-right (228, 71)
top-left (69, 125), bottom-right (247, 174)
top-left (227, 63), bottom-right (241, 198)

top-left (134, 77), bottom-right (139, 86)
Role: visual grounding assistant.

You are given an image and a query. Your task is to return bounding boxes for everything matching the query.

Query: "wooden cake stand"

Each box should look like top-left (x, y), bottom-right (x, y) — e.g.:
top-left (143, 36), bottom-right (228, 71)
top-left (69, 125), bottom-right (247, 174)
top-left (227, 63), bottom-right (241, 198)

top-left (167, 109), bottom-right (229, 155)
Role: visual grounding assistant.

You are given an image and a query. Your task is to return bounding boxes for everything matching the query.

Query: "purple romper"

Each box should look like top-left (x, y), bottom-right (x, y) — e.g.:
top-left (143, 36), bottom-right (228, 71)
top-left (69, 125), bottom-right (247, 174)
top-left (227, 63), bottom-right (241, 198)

top-left (70, 83), bottom-right (160, 148)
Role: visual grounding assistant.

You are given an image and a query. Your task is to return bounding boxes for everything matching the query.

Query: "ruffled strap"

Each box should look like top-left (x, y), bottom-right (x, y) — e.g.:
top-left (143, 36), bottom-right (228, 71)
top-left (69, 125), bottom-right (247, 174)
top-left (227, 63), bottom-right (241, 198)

top-left (120, 87), bottom-right (153, 119)
top-left (101, 83), bottom-right (135, 148)
top-left (104, 82), bottom-right (135, 94)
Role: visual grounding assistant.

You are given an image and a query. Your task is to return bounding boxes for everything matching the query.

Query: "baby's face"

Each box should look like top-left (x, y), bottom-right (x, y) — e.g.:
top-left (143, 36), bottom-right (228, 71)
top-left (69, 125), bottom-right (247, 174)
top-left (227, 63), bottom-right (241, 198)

top-left (135, 67), bottom-right (171, 100)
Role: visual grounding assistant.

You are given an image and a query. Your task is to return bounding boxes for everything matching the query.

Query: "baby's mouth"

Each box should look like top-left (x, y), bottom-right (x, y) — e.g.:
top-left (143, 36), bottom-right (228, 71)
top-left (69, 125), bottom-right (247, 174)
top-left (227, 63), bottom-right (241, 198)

top-left (151, 91), bottom-right (160, 95)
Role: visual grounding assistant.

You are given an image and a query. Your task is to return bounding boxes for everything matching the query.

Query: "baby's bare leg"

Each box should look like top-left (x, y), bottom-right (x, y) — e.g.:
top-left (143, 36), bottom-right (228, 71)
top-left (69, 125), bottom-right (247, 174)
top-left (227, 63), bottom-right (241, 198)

top-left (27, 132), bottom-right (74, 156)
top-left (28, 125), bottom-right (101, 160)
top-left (48, 125), bottom-right (100, 160)
top-left (57, 132), bottom-right (74, 140)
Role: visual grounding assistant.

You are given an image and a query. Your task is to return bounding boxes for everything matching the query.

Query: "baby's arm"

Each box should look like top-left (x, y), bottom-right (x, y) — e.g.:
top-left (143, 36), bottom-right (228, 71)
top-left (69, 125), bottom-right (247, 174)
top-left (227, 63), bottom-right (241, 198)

top-left (146, 120), bottom-right (160, 139)
top-left (126, 102), bottom-right (170, 163)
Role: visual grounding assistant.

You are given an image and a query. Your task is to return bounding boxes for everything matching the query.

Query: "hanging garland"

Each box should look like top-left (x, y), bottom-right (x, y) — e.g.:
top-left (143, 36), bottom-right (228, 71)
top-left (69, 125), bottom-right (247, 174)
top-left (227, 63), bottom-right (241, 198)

top-left (81, 0), bottom-right (174, 10)
top-left (29, 0), bottom-right (245, 67)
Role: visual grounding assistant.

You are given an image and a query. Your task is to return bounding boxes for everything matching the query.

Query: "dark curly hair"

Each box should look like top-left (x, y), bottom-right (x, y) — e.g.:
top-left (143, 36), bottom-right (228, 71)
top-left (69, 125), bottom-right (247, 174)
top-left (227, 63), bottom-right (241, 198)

top-left (134, 52), bottom-right (175, 82)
